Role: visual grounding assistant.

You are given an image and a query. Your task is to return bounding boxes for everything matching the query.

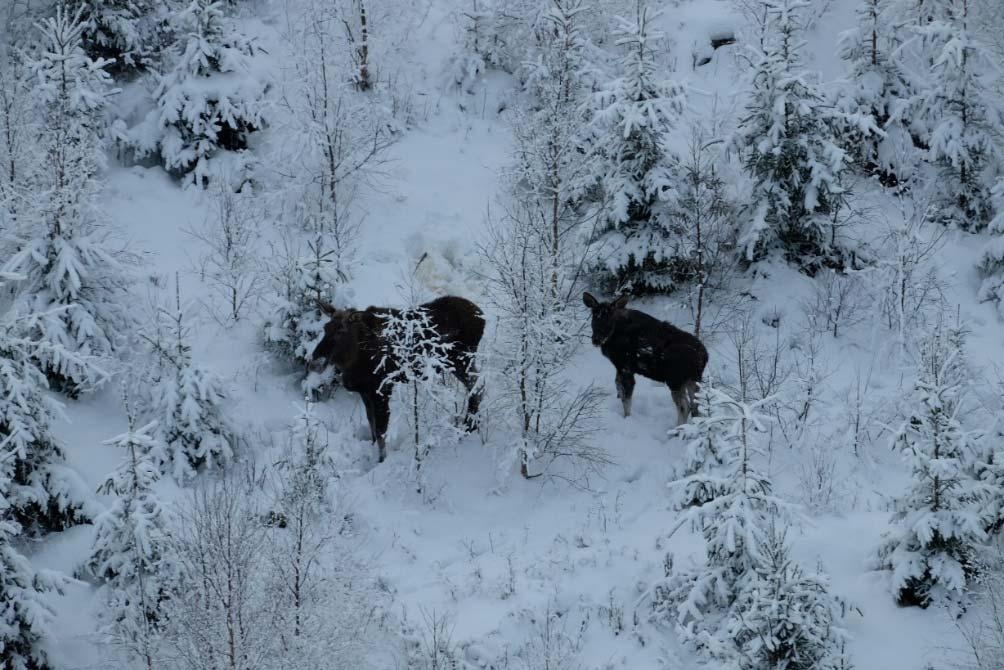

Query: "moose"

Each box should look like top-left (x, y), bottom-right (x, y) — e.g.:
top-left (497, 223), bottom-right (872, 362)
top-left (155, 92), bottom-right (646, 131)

top-left (311, 295), bottom-right (485, 463)
top-left (583, 292), bottom-right (708, 424)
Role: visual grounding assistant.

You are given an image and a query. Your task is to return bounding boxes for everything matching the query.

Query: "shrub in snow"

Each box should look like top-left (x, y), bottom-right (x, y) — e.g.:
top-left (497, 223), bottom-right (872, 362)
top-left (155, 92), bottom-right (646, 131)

top-left (734, 0), bottom-right (859, 273)
top-left (0, 312), bottom-right (94, 537)
top-left (902, 0), bottom-right (1001, 231)
top-left (586, 1), bottom-right (687, 294)
top-left (836, 0), bottom-right (916, 184)
top-left (875, 322), bottom-right (989, 608)
top-left (479, 195), bottom-right (608, 483)
top-left (730, 525), bottom-right (854, 670)
top-left (143, 287), bottom-right (236, 481)
top-left (70, 0), bottom-right (168, 74)
top-left (186, 183), bottom-right (265, 323)
top-left (379, 303), bottom-right (465, 492)
top-left (0, 514), bottom-right (66, 670)
top-left (666, 384), bottom-right (733, 510)
top-left (264, 226), bottom-right (356, 392)
top-left (650, 388), bottom-right (852, 670)
top-left (977, 180), bottom-right (1004, 316)
top-left (265, 401), bottom-right (375, 669)
top-left (131, 0), bottom-right (269, 186)
top-left (87, 409), bottom-right (178, 669)
top-left (3, 7), bottom-right (133, 397)
top-left (0, 53), bottom-right (32, 226)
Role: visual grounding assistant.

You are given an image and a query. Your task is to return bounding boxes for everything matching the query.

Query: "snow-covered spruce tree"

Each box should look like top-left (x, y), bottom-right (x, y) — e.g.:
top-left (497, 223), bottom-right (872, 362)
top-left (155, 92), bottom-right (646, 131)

top-left (904, 0), bottom-right (1001, 231)
top-left (69, 0), bottom-right (168, 75)
top-left (131, 0), bottom-right (268, 186)
top-left (734, 0), bottom-right (856, 272)
top-left (667, 383), bottom-right (732, 510)
top-left (651, 389), bottom-right (797, 661)
top-left (586, 1), bottom-right (686, 294)
top-left (836, 0), bottom-right (916, 184)
top-left (875, 322), bottom-right (989, 608)
top-left (480, 195), bottom-right (607, 484)
top-left (0, 50), bottom-right (32, 227)
top-left (87, 407), bottom-right (178, 670)
top-left (0, 513), bottom-right (66, 670)
top-left (143, 284), bottom-right (236, 481)
top-left (730, 524), bottom-right (853, 670)
top-left (379, 303), bottom-right (464, 493)
top-left (977, 179), bottom-right (1004, 315)
top-left (0, 311), bottom-right (94, 537)
top-left (3, 7), bottom-right (132, 397)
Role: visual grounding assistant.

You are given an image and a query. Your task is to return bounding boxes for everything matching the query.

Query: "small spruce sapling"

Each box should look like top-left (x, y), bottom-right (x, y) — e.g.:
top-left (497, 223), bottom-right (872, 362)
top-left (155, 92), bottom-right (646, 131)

top-left (88, 403), bottom-right (178, 670)
top-left (875, 322), bottom-right (989, 608)
top-left (143, 282), bottom-right (236, 481)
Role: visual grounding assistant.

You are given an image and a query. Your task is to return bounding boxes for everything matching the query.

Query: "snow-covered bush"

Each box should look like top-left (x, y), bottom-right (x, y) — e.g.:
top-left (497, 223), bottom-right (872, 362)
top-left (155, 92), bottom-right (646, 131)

top-left (186, 183), bottom-right (265, 323)
top-left (730, 525), bottom-right (854, 670)
top-left (0, 514), bottom-right (66, 670)
top-left (734, 0), bottom-right (859, 272)
top-left (265, 401), bottom-right (376, 669)
top-left (977, 180), bottom-right (1004, 316)
top-left (585, 1), bottom-right (687, 294)
top-left (667, 384), bottom-right (733, 510)
top-left (0, 311), bottom-right (95, 537)
top-left (70, 0), bottom-right (169, 74)
top-left (479, 195), bottom-right (608, 483)
top-left (142, 286), bottom-right (237, 481)
top-left (379, 303), bottom-right (465, 494)
top-left (674, 130), bottom-right (741, 339)
top-left (652, 387), bottom-right (850, 669)
top-left (875, 322), bottom-right (989, 608)
top-left (0, 52), bottom-right (32, 225)
top-left (131, 0), bottom-right (269, 186)
top-left (88, 408), bottom-right (178, 670)
top-left (3, 7), bottom-right (133, 397)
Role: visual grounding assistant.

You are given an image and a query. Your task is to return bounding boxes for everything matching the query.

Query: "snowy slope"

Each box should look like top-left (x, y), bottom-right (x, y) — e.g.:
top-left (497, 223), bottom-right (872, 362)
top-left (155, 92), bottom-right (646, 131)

top-left (24, 0), bottom-right (1004, 669)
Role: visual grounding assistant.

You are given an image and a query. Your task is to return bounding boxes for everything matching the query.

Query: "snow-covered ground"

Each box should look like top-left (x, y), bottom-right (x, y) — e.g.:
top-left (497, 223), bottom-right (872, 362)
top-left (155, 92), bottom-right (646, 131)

top-left (20, 0), bottom-right (1004, 669)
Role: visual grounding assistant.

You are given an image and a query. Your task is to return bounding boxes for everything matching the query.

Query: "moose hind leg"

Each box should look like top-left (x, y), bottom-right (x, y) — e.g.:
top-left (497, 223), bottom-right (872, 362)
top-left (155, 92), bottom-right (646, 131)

top-left (685, 380), bottom-right (701, 417)
top-left (360, 392), bottom-right (377, 443)
top-left (615, 369), bottom-right (635, 418)
top-left (670, 385), bottom-right (691, 426)
top-left (454, 357), bottom-right (481, 432)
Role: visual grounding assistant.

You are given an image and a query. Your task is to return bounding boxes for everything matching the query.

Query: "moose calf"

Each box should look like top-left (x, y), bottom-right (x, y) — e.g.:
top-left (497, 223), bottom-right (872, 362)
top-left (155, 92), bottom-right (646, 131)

top-left (311, 296), bottom-right (485, 462)
top-left (583, 292), bottom-right (708, 424)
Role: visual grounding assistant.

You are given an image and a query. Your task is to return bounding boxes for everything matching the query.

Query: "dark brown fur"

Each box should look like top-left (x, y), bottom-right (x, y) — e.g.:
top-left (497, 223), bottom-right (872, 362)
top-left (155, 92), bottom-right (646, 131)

top-left (311, 296), bottom-right (485, 462)
top-left (583, 292), bottom-right (708, 423)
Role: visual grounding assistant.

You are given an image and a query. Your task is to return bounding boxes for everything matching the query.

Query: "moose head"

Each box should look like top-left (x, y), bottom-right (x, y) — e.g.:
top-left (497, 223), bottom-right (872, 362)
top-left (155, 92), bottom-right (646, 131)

top-left (310, 299), bottom-right (367, 370)
top-left (582, 292), bottom-right (630, 347)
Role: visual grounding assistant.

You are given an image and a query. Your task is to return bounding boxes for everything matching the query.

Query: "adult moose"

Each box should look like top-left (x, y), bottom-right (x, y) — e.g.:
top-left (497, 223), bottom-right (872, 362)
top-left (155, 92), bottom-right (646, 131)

top-left (311, 296), bottom-right (485, 463)
top-left (583, 293), bottom-right (708, 424)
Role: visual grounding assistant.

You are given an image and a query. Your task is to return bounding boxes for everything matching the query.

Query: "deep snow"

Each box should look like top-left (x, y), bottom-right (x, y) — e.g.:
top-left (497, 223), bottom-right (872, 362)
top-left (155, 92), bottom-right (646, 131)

top-left (24, 0), bottom-right (1004, 669)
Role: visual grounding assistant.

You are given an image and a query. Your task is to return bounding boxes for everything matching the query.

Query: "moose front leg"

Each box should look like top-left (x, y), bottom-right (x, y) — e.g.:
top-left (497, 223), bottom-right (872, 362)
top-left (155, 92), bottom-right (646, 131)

top-left (615, 368), bottom-right (635, 418)
top-left (371, 391), bottom-right (391, 463)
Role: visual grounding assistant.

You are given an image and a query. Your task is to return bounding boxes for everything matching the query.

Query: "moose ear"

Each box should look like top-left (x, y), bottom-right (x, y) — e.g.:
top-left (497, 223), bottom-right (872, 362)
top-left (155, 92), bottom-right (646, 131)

top-left (613, 294), bottom-right (630, 309)
top-left (582, 292), bottom-right (599, 309)
top-left (316, 298), bottom-right (337, 316)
